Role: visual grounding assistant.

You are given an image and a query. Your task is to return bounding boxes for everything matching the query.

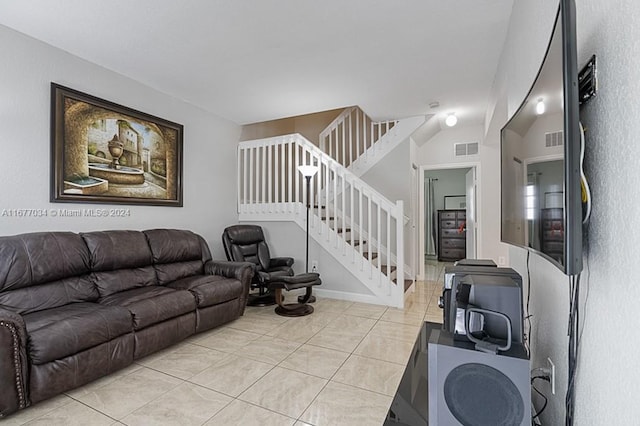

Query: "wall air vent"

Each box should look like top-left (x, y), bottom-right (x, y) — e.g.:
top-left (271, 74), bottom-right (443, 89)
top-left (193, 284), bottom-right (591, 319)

top-left (454, 142), bottom-right (479, 157)
top-left (545, 131), bottom-right (564, 147)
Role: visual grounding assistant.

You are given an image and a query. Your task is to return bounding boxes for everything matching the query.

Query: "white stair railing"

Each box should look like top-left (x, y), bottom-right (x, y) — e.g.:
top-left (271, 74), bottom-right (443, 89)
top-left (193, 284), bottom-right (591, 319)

top-left (237, 133), bottom-right (405, 307)
top-left (320, 107), bottom-right (398, 169)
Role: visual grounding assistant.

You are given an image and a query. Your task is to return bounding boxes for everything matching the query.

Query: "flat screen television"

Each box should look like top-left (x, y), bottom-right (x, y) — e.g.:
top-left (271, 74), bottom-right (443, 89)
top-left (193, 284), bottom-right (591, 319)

top-left (500, 0), bottom-right (582, 276)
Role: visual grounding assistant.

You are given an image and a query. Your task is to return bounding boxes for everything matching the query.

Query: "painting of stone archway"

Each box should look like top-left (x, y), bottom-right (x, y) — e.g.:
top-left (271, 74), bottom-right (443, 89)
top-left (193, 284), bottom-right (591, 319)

top-left (51, 83), bottom-right (183, 206)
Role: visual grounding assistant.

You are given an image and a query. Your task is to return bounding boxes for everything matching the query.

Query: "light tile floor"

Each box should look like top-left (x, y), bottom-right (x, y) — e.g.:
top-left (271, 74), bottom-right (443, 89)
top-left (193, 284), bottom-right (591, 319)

top-left (3, 262), bottom-right (448, 426)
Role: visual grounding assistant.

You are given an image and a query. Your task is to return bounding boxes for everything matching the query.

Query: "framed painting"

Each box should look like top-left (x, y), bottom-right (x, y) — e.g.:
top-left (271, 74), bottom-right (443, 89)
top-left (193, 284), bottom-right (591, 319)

top-left (50, 83), bottom-right (183, 206)
top-left (444, 195), bottom-right (466, 210)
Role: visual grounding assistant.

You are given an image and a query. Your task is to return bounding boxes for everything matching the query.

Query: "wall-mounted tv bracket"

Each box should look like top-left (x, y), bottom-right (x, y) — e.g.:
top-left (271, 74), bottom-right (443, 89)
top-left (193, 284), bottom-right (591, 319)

top-left (579, 55), bottom-right (597, 106)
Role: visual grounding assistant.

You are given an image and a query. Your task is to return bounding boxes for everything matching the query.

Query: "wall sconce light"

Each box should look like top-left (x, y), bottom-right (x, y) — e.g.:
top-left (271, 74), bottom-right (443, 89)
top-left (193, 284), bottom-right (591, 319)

top-left (445, 113), bottom-right (458, 127)
top-left (536, 98), bottom-right (546, 115)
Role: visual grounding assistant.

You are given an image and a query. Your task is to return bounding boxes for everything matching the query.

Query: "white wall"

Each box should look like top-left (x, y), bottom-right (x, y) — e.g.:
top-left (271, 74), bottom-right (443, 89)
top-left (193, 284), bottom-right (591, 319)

top-left (0, 25), bottom-right (241, 258)
top-left (424, 168), bottom-right (469, 212)
top-left (361, 139), bottom-right (411, 212)
top-left (360, 139), bottom-right (415, 277)
top-left (416, 125), bottom-right (482, 166)
top-left (489, 0), bottom-right (640, 423)
top-left (574, 0), bottom-right (640, 422)
top-left (415, 124), bottom-right (507, 262)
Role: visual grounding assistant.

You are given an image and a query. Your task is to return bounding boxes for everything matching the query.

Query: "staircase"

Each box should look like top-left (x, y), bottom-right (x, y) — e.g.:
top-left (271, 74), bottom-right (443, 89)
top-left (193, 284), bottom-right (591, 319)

top-left (320, 107), bottom-right (426, 177)
top-left (237, 110), bottom-right (425, 308)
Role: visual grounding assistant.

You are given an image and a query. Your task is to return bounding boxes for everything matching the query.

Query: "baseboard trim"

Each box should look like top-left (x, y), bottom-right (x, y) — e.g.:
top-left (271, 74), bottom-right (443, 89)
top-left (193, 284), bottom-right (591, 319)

top-left (311, 288), bottom-right (388, 306)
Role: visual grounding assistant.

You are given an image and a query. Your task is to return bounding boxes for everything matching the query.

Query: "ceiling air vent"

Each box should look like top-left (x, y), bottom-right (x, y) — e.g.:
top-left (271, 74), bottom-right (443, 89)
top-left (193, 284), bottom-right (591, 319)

top-left (454, 142), bottom-right (479, 156)
top-left (545, 131), bottom-right (564, 148)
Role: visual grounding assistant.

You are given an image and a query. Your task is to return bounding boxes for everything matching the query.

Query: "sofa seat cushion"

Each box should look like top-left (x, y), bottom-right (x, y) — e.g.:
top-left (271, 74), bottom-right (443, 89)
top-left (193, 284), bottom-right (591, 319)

top-left (99, 286), bottom-right (196, 330)
top-left (23, 302), bottom-right (133, 365)
top-left (166, 275), bottom-right (243, 307)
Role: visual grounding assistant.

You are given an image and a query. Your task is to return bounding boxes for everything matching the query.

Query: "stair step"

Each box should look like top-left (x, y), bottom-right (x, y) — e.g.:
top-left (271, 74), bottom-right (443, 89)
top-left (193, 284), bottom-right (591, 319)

top-left (404, 279), bottom-right (413, 292)
top-left (336, 228), bottom-right (352, 234)
top-left (391, 278), bottom-right (413, 291)
top-left (380, 265), bottom-right (397, 275)
top-left (361, 252), bottom-right (379, 260)
top-left (348, 239), bottom-right (366, 247)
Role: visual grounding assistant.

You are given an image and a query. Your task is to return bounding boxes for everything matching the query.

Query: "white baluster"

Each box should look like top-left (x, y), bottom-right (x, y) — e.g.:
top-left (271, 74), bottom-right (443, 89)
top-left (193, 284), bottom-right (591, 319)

top-left (341, 121), bottom-right (346, 167)
top-left (236, 146), bottom-right (245, 213)
top-left (356, 110), bottom-right (361, 160)
top-left (351, 112), bottom-right (355, 166)
top-left (261, 145), bottom-right (266, 212)
top-left (341, 171), bottom-right (346, 254)
top-left (248, 146), bottom-right (254, 212)
top-left (368, 194), bottom-right (372, 279)
top-left (329, 128), bottom-right (333, 161)
top-left (377, 200), bottom-right (382, 276)
top-left (359, 188), bottom-right (364, 269)
top-left (395, 200), bottom-right (404, 308)
top-left (387, 208), bottom-right (391, 284)
top-left (287, 140), bottom-right (293, 211)
top-left (333, 172), bottom-right (338, 249)
top-left (267, 143), bottom-right (272, 211)
top-left (369, 120), bottom-right (374, 153)
top-left (281, 140), bottom-right (285, 211)
top-left (323, 160), bottom-right (328, 238)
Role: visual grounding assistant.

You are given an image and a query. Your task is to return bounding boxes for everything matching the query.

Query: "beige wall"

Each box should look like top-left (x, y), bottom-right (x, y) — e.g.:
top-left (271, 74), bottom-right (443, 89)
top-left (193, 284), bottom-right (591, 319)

top-left (240, 108), bottom-right (344, 145)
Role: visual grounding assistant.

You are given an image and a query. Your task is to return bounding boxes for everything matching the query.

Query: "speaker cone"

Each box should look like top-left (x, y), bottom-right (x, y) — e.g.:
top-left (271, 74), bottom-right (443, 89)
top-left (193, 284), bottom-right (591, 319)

top-left (443, 363), bottom-right (524, 426)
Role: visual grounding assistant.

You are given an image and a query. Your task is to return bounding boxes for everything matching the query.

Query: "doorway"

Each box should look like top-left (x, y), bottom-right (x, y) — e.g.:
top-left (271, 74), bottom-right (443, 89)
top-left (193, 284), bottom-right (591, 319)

top-left (418, 163), bottom-right (480, 280)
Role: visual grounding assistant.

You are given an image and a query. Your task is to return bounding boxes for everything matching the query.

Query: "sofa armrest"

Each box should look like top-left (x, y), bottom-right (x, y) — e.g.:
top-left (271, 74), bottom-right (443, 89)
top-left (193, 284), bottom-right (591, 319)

top-left (205, 260), bottom-right (255, 281)
top-left (204, 261), bottom-right (255, 311)
top-left (0, 307), bottom-right (29, 417)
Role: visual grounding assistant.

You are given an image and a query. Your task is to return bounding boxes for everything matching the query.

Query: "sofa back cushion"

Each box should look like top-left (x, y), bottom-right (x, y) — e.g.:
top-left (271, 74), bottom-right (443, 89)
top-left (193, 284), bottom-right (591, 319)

top-left (81, 230), bottom-right (157, 297)
top-left (0, 232), bottom-right (97, 314)
top-left (144, 229), bottom-right (210, 285)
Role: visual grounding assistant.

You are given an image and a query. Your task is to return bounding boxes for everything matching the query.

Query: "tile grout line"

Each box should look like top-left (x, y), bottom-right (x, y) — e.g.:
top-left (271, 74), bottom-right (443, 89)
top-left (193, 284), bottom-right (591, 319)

top-left (291, 304), bottom-right (385, 424)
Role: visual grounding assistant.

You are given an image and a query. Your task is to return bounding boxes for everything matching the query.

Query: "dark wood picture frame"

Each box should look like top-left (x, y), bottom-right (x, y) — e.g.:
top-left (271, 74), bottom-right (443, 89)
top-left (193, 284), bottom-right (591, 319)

top-left (51, 83), bottom-right (183, 206)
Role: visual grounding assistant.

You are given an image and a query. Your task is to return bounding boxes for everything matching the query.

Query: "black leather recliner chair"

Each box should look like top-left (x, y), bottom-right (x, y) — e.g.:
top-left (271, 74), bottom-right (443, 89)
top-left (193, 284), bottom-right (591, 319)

top-left (222, 224), bottom-right (294, 305)
top-left (222, 224), bottom-right (321, 316)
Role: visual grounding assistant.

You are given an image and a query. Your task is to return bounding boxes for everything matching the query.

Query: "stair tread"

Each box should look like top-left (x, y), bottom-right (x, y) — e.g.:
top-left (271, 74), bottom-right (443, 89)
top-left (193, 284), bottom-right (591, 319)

top-left (391, 278), bottom-right (413, 289)
top-left (391, 278), bottom-right (413, 293)
top-left (403, 279), bottom-right (413, 291)
top-left (361, 252), bottom-right (379, 259)
top-left (336, 228), bottom-right (352, 233)
top-left (380, 265), bottom-right (397, 274)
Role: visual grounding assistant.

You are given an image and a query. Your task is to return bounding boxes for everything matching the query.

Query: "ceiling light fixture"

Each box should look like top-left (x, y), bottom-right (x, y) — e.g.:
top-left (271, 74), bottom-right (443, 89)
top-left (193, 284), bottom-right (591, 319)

top-left (445, 113), bottom-right (458, 127)
top-left (536, 98), bottom-right (546, 115)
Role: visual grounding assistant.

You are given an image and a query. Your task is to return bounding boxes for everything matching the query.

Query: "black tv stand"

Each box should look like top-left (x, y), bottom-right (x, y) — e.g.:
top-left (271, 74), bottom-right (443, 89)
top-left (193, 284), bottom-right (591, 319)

top-left (384, 321), bottom-right (441, 426)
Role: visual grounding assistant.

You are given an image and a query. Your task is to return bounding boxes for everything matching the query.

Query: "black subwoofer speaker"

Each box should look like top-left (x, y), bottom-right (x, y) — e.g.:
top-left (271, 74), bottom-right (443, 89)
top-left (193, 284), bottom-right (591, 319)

top-left (428, 330), bottom-right (530, 426)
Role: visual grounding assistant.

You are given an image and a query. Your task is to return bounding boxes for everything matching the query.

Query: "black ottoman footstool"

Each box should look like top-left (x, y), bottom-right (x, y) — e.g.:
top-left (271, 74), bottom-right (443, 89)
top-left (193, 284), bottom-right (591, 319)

top-left (268, 272), bottom-right (321, 317)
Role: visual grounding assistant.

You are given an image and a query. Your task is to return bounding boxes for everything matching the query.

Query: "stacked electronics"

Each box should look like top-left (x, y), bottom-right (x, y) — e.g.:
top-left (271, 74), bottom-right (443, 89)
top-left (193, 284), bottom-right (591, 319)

top-left (429, 259), bottom-right (531, 426)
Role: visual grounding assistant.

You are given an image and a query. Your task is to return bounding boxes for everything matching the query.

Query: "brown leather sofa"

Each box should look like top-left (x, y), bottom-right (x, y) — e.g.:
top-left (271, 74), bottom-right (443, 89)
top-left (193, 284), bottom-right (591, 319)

top-left (0, 229), bottom-right (253, 418)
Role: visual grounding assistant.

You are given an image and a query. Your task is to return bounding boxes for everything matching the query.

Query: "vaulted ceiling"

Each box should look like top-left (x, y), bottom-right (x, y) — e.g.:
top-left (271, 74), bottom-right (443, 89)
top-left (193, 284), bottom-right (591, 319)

top-left (0, 0), bottom-right (513, 127)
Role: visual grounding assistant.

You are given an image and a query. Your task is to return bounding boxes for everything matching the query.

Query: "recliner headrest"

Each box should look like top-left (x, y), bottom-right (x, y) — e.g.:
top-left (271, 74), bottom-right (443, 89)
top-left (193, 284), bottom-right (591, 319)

top-left (224, 225), bottom-right (265, 245)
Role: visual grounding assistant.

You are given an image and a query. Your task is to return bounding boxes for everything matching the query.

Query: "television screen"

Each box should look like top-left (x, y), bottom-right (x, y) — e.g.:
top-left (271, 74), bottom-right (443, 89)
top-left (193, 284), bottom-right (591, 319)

top-left (500, 0), bottom-right (582, 275)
